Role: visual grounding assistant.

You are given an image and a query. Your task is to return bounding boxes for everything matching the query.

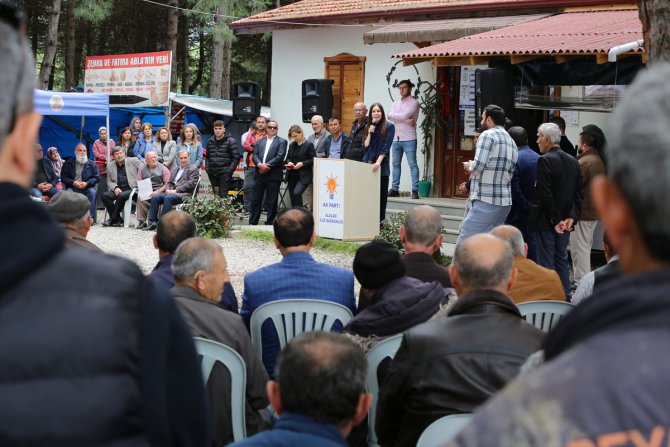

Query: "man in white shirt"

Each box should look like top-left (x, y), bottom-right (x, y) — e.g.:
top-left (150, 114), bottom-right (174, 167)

top-left (249, 120), bottom-right (288, 225)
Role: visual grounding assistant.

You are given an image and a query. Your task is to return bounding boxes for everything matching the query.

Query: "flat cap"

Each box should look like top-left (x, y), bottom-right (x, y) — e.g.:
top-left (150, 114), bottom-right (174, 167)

top-left (47, 191), bottom-right (90, 223)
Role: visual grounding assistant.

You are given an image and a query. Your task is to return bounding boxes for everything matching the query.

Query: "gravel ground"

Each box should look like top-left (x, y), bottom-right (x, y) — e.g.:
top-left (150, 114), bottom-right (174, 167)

top-left (87, 211), bottom-right (359, 299)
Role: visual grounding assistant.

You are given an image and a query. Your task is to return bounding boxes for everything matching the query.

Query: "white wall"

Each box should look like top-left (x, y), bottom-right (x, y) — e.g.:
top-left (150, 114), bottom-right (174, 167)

top-left (271, 26), bottom-right (435, 193)
top-left (561, 86), bottom-right (612, 148)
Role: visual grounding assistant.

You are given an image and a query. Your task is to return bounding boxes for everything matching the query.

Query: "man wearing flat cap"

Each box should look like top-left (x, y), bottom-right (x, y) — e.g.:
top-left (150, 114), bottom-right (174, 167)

top-left (387, 79), bottom-right (420, 199)
top-left (47, 190), bottom-right (101, 251)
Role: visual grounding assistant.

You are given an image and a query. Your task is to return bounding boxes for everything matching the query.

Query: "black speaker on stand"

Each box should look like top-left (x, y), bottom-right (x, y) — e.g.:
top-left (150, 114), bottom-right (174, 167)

top-left (302, 79), bottom-right (334, 123)
top-left (233, 82), bottom-right (261, 122)
top-left (475, 69), bottom-right (515, 123)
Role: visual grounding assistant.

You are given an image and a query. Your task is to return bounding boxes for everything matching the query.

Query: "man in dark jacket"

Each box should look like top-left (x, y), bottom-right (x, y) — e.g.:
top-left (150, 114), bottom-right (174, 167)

top-left (446, 63), bottom-right (670, 447)
top-left (345, 102), bottom-right (368, 161)
top-left (61, 142), bottom-right (100, 221)
top-left (0, 11), bottom-right (207, 445)
top-left (31, 143), bottom-right (60, 198)
top-left (206, 120), bottom-right (240, 198)
top-left (376, 233), bottom-right (544, 447)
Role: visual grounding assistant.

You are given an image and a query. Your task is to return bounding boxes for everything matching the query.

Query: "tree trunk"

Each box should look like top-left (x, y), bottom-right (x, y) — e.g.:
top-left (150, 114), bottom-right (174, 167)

top-left (166, 0), bottom-right (179, 92)
top-left (638, 0), bottom-right (670, 63)
top-left (189, 29), bottom-right (206, 92)
top-left (73, 22), bottom-right (86, 86)
top-left (209, 6), bottom-right (225, 99)
top-left (37, 0), bottom-right (62, 89)
top-left (180, 14), bottom-right (190, 93)
top-left (64, 0), bottom-right (76, 89)
top-left (221, 39), bottom-right (231, 99)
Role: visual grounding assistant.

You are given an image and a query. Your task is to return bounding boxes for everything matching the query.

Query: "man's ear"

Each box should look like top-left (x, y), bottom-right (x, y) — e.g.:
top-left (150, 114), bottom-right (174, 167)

top-left (153, 234), bottom-right (159, 250)
top-left (506, 267), bottom-right (518, 291)
top-left (592, 176), bottom-right (632, 254)
top-left (523, 243), bottom-right (528, 258)
top-left (433, 234), bottom-right (444, 254)
top-left (448, 264), bottom-right (460, 290)
top-left (266, 380), bottom-right (282, 416)
top-left (0, 111), bottom-right (43, 186)
top-left (309, 232), bottom-right (317, 247)
top-left (351, 392), bottom-right (373, 426)
top-left (272, 234), bottom-right (282, 250)
top-left (399, 226), bottom-right (406, 244)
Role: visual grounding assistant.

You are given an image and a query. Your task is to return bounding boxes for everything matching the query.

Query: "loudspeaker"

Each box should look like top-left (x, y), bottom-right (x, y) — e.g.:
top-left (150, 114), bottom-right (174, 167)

top-left (475, 69), bottom-right (514, 124)
top-left (302, 79), bottom-right (334, 123)
top-left (233, 82), bottom-right (261, 122)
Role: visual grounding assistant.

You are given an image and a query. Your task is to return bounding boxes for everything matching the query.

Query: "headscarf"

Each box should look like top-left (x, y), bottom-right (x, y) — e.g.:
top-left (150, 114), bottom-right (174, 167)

top-left (47, 146), bottom-right (64, 177)
top-left (129, 117), bottom-right (142, 140)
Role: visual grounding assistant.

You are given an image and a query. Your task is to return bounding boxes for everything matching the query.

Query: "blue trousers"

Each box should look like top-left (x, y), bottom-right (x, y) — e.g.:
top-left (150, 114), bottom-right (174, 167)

top-left (68, 187), bottom-right (96, 221)
top-left (391, 139), bottom-right (419, 192)
top-left (535, 229), bottom-right (571, 300)
top-left (148, 194), bottom-right (183, 222)
top-left (456, 199), bottom-right (511, 246)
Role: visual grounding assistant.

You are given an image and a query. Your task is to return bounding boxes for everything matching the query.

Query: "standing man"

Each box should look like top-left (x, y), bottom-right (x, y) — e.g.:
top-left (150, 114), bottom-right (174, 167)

top-left (548, 115), bottom-right (576, 157)
top-left (242, 115), bottom-right (267, 213)
top-left (308, 115), bottom-right (331, 158)
top-left (325, 118), bottom-right (350, 160)
top-left (61, 143), bottom-right (100, 222)
top-left (528, 122), bottom-right (583, 299)
top-left (387, 79), bottom-right (420, 199)
top-left (345, 102), bottom-right (368, 161)
top-left (92, 126), bottom-right (115, 210)
top-left (249, 120), bottom-right (287, 225)
top-left (456, 105), bottom-right (517, 246)
top-left (102, 146), bottom-right (141, 226)
top-left (570, 127), bottom-right (606, 285)
top-left (206, 120), bottom-right (239, 198)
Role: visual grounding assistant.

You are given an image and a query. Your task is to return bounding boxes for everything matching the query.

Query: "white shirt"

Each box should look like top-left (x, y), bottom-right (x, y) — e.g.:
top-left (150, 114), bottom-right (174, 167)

top-left (262, 137), bottom-right (275, 164)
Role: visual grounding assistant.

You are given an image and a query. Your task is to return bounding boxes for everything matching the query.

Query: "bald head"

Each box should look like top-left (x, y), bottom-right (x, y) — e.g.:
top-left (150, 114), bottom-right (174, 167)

top-left (450, 234), bottom-right (515, 294)
top-left (353, 102), bottom-right (368, 124)
top-left (490, 225), bottom-right (526, 257)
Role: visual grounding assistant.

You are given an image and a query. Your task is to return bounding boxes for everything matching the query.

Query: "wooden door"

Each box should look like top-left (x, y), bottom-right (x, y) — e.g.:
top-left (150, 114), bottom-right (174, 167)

top-left (324, 53), bottom-right (365, 133)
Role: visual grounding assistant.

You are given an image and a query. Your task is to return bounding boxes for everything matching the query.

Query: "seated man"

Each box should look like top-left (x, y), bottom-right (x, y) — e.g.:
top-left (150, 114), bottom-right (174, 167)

top-left (102, 146), bottom-right (141, 226)
top-left (148, 210), bottom-right (238, 312)
top-left (47, 191), bottom-right (101, 251)
top-left (400, 205), bottom-right (452, 287)
top-left (229, 331), bottom-right (372, 447)
top-left (376, 234), bottom-right (544, 447)
top-left (241, 207), bottom-right (356, 377)
top-left (145, 149), bottom-right (199, 231)
top-left (135, 151), bottom-right (170, 229)
top-left (61, 143), bottom-right (99, 221)
top-left (491, 225), bottom-right (565, 303)
top-left (171, 238), bottom-right (271, 446)
top-left (572, 231), bottom-right (620, 305)
top-left (31, 144), bottom-right (60, 199)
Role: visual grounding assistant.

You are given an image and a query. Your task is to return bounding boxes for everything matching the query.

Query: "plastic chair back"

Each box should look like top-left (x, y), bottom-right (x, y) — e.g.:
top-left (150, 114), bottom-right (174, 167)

top-left (250, 299), bottom-right (354, 362)
top-left (123, 188), bottom-right (136, 228)
top-left (416, 414), bottom-right (472, 447)
top-left (365, 334), bottom-right (403, 447)
top-left (517, 300), bottom-right (574, 332)
top-left (193, 337), bottom-right (247, 443)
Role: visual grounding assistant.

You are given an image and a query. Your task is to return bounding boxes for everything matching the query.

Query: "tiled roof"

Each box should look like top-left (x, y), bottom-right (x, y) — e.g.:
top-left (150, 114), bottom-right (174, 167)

top-left (397, 10), bottom-right (642, 61)
top-left (230, 0), bottom-right (632, 32)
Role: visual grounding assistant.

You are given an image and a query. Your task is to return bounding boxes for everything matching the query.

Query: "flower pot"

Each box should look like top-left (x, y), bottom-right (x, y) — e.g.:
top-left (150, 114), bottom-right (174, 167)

top-left (418, 180), bottom-right (432, 198)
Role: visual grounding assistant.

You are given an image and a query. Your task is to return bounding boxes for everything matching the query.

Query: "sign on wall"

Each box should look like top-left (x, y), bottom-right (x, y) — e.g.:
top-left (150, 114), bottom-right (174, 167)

top-left (84, 51), bottom-right (172, 106)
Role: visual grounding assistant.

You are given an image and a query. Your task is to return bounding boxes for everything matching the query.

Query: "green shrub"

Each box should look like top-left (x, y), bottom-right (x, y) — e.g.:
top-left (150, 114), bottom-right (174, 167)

top-left (181, 195), bottom-right (235, 239)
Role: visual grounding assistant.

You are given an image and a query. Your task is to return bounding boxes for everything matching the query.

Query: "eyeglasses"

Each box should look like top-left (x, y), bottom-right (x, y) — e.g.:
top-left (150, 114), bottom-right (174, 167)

top-left (267, 126), bottom-right (278, 130)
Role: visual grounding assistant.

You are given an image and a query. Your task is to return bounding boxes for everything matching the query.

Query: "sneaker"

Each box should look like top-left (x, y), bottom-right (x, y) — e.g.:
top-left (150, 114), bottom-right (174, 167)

top-left (137, 221), bottom-right (148, 230)
top-left (146, 221), bottom-right (158, 231)
top-left (388, 189), bottom-right (399, 197)
top-left (412, 191), bottom-right (420, 199)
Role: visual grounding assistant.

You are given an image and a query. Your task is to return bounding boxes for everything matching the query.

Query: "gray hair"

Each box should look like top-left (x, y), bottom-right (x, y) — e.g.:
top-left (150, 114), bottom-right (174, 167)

top-left (0, 19), bottom-right (34, 151)
top-left (490, 225), bottom-right (525, 257)
top-left (452, 234), bottom-right (514, 289)
top-left (404, 205), bottom-right (442, 246)
top-left (608, 63), bottom-right (670, 262)
top-left (172, 238), bottom-right (222, 282)
top-left (537, 123), bottom-right (562, 145)
top-left (176, 149), bottom-right (189, 157)
top-left (311, 115), bottom-right (323, 124)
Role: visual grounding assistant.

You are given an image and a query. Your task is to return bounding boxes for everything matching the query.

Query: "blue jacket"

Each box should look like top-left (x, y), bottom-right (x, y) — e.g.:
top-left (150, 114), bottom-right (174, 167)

top-left (133, 138), bottom-right (153, 160)
top-left (229, 412), bottom-right (348, 447)
top-left (363, 122), bottom-right (395, 177)
top-left (241, 251), bottom-right (356, 377)
top-left (61, 158), bottom-right (100, 190)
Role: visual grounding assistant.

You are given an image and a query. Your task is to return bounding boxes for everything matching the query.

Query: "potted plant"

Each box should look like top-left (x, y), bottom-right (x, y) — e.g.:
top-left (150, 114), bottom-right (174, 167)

top-left (415, 79), bottom-right (444, 198)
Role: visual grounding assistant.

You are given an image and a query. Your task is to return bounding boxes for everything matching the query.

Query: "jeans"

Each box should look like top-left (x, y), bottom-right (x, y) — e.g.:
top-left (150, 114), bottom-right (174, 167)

top-left (391, 139), bottom-right (419, 192)
top-left (456, 199), bottom-right (511, 246)
top-left (148, 194), bottom-right (183, 222)
top-left (535, 229), bottom-right (571, 300)
top-left (68, 187), bottom-right (97, 222)
top-left (31, 186), bottom-right (60, 199)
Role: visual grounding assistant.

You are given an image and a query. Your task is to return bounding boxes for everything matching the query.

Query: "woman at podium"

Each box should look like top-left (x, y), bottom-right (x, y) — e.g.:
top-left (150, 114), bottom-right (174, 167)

top-left (364, 102), bottom-right (395, 223)
top-left (285, 125), bottom-right (316, 209)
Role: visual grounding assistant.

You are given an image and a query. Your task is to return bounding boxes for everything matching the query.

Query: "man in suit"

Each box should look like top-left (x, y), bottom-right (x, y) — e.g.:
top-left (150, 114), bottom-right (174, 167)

top-left (528, 122), bottom-right (583, 299)
top-left (241, 208), bottom-right (356, 377)
top-left (61, 143), bottom-right (100, 221)
top-left (102, 146), bottom-right (141, 226)
top-left (505, 126), bottom-right (540, 261)
top-left (249, 119), bottom-right (287, 225)
top-left (145, 150), bottom-right (199, 231)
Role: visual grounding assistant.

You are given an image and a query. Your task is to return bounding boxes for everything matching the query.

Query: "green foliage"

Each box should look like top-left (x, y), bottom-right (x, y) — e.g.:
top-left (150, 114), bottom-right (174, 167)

top-left (75, 0), bottom-right (114, 23)
top-left (240, 230), bottom-right (361, 255)
top-left (181, 195), bottom-right (236, 239)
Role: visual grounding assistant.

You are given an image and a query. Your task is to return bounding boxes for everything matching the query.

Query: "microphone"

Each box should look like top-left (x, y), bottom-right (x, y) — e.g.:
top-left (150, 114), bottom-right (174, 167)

top-left (370, 119), bottom-right (377, 133)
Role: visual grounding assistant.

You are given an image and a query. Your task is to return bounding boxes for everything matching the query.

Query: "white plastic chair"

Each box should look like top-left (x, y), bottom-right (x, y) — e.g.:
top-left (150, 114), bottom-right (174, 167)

top-left (416, 414), bottom-right (472, 447)
top-left (175, 174), bottom-right (201, 211)
top-left (365, 334), bottom-right (403, 447)
top-left (517, 300), bottom-right (574, 332)
top-left (249, 299), bottom-right (354, 363)
top-left (193, 337), bottom-right (247, 443)
top-left (122, 188), bottom-right (136, 228)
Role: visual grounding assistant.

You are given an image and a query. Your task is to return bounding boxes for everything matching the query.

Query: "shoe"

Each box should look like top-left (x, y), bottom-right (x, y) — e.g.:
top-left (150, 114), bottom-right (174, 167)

top-left (112, 220), bottom-right (123, 227)
top-left (102, 219), bottom-right (114, 227)
top-left (412, 191), bottom-right (420, 199)
top-left (137, 221), bottom-right (148, 230)
top-left (388, 189), bottom-right (399, 197)
top-left (146, 221), bottom-right (158, 231)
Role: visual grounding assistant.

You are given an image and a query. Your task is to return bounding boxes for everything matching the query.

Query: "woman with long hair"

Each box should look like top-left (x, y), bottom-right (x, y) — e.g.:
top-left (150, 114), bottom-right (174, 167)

top-left (133, 123), bottom-right (154, 160)
top-left (364, 102), bottom-right (395, 223)
top-left (153, 126), bottom-right (177, 169)
top-left (285, 125), bottom-right (316, 209)
top-left (178, 123), bottom-right (203, 168)
top-left (117, 127), bottom-right (135, 158)
top-left (129, 117), bottom-right (142, 143)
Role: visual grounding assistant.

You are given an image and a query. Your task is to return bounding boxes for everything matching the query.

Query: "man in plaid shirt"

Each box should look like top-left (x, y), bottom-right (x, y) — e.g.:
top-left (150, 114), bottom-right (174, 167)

top-left (456, 105), bottom-right (517, 246)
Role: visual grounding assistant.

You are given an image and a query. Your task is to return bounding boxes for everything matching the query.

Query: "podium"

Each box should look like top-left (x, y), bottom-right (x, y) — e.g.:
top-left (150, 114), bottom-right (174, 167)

top-left (313, 158), bottom-right (379, 240)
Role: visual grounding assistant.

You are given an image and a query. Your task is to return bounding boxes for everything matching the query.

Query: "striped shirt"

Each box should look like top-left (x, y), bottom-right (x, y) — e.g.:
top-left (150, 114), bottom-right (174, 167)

top-left (469, 125), bottom-right (518, 206)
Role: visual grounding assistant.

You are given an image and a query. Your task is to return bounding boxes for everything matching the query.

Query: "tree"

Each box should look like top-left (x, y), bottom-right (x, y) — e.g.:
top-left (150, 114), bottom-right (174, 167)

top-left (638, 0), bottom-right (670, 63)
top-left (37, 0), bottom-right (62, 89)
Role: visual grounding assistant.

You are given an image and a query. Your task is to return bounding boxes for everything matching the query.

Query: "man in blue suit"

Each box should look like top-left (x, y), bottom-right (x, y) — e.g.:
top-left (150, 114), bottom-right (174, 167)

top-left (241, 208), bottom-right (356, 377)
top-left (505, 126), bottom-right (540, 261)
top-left (249, 119), bottom-right (288, 225)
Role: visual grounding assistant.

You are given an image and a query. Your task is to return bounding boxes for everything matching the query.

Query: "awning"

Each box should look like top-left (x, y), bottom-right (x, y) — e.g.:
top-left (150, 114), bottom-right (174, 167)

top-left (396, 9), bottom-right (644, 66)
top-left (363, 14), bottom-right (549, 45)
top-left (35, 89), bottom-right (109, 116)
top-left (168, 93), bottom-right (271, 118)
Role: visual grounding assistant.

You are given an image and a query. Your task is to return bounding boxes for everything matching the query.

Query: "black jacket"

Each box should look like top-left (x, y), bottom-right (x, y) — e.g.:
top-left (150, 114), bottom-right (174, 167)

top-left (206, 133), bottom-right (240, 176)
top-left (403, 252), bottom-right (452, 288)
top-left (33, 157), bottom-right (59, 187)
top-left (345, 120), bottom-right (367, 162)
top-left (376, 289), bottom-right (544, 447)
top-left (285, 140), bottom-right (316, 184)
top-left (0, 183), bottom-right (208, 446)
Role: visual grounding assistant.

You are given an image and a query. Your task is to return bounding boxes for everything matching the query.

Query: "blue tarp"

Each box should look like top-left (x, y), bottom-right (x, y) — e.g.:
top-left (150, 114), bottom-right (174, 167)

top-left (35, 89), bottom-right (109, 116)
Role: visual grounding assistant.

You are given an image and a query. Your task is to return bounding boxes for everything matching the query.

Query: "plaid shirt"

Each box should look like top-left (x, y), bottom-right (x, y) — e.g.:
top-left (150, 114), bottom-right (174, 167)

top-left (469, 125), bottom-right (518, 206)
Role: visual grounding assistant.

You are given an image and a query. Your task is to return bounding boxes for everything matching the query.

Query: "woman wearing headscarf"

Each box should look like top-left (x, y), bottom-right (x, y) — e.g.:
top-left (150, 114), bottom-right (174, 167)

top-left (47, 146), bottom-right (64, 180)
top-left (129, 117), bottom-right (142, 143)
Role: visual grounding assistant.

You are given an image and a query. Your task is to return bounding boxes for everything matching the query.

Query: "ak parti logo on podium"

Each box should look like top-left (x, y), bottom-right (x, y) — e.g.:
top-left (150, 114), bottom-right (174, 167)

top-left (325, 173), bottom-right (339, 200)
